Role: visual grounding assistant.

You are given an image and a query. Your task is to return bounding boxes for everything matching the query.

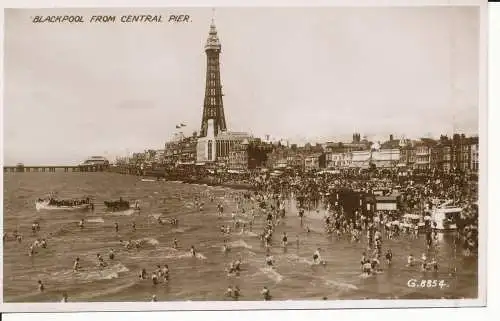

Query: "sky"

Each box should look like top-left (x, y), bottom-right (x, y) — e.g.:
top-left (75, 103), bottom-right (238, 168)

top-left (3, 7), bottom-right (480, 165)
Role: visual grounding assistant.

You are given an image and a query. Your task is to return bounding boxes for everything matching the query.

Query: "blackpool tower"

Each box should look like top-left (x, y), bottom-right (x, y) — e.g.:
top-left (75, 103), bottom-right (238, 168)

top-left (199, 16), bottom-right (227, 138)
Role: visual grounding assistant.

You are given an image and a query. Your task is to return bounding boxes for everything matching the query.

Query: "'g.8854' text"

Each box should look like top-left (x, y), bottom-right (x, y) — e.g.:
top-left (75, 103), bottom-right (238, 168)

top-left (407, 279), bottom-right (448, 289)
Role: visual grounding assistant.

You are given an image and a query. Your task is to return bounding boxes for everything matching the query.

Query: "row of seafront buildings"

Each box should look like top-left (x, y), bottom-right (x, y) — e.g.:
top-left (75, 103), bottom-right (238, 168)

top-left (269, 133), bottom-right (479, 174)
top-left (114, 131), bottom-right (479, 175)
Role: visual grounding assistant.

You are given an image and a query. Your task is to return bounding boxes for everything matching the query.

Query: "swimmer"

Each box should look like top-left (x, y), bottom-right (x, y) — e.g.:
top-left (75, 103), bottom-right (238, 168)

top-left (61, 292), bottom-right (68, 303)
top-left (223, 243), bottom-right (230, 253)
top-left (233, 286), bottom-right (241, 300)
top-left (38, 280), bottom-right (45, 292)
top-left (261, 286), bottom-right (272, 301)
top-left (162, 265), bottom-right (169, 281)
top-left (190, 246), bottom-right (196, 257)
top-left (73, 257), bottom-right (81, 272)
top-left (16, 234), bottom-right (23, 243)
top-left (361, 252), bottom-right (368, 266)
top-left (151, 272), bottom-right (159, 285)
top-left (362, 261), bottom-right (372, 276)
top-left (430, 258), bottom-right (439, 272)
top-left (228, 262), bottom-right (236, 274)
top-left (265, 254), bottom-right (274, 267)
top-left (234, 258), bottom-right (242, 271)
top-left (421, 253), bottom-right (428, 271)
top-left (40, 239), bottom-right (47, 248)
top-left (407, 254), bottom-right (415, 267)
top-left (78, 219), bottom-right (85, 229)
top-left (371, 257), bottom-right (381, 272)
top-left (28, 245), bottom-right (35, 257)
top-left (97, 253), bottom-right (106, 268)
top-left (173, 238), bottom-right (179, 249)
top-left (313, 248), bottom-right (322, 264)
top-left (282, 232), bottom-right (288, 247)
top-left (225, 286), bottom-right (233, 298)
top-left (109, 249), bottom-right (115, 260)
top-left (385, 249), bottom-right (393, 265)
top-left (132, 222), bottom-right (136, 232)
top-left (139, 268), bottom-right (147, 280)
top-left (151, 295), bottom-right (158, 302)
top-left (306, 226), bottom-right (311, 233)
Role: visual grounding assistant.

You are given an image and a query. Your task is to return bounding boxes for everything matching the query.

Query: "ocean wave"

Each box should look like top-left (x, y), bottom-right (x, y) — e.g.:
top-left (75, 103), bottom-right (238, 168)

top-left (323, 278), bottom-right (358, 291)
top-left (107, 209), bottom-right (136, 216)
top-left (259, 267), bottom-right (283, 283)
top-left (358, 270), bottom-right (384, 279)
top-left (229, 239), bottom-right (253, 249)
top-left (176, 252), bottom-right (207, 260)
top-left (136, 237), bottom-right (160, 246)
top-left (131, 248), bottom-right (207, 261)
top-left (150, 213), bottom-right (162, 220)
top-left (285, 253), bottom-right (319, 266)
top-left (51, 263), bottom-right (130, 282)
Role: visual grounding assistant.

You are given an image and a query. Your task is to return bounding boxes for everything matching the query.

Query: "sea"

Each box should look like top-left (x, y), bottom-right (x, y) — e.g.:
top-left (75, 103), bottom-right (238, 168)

top-left (2, 172), bottom-right (478, 302)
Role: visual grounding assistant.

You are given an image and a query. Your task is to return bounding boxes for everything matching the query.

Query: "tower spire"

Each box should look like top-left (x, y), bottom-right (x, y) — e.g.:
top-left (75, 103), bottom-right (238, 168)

top-left (200, 16), bottom-right (227, 137)
top-left (205, 9), bottom-right (221, 51)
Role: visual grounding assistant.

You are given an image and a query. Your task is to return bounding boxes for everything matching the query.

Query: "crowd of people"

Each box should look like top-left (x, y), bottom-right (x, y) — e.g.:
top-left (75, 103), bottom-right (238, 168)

top-left (250, 168), bottom-right (478, 257)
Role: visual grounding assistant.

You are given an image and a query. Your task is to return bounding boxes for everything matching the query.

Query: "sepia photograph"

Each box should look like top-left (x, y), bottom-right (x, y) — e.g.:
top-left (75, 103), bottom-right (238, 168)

top-left (1, 1), bottom-right (487, 312)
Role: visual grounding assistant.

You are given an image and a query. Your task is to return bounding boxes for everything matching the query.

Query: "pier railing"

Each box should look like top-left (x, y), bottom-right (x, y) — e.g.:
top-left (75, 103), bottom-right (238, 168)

top-left (3, 165), bottom-right (109, 173)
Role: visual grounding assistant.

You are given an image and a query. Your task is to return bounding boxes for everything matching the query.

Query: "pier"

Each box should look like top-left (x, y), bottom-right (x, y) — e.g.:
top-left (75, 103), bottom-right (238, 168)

top-left (3, 164), bottom-right (108, 173)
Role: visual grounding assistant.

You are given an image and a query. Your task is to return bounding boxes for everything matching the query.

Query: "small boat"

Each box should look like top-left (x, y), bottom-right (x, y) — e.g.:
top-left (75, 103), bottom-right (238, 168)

top-left (104, 198), bottom-right (139, 212)
top-left (35, 199), bottom-right (92, 211)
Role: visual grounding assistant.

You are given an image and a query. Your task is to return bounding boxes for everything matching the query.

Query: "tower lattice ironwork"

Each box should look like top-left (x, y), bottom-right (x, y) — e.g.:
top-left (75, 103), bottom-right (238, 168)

top-left (199, 18), bottom-right (227, 137)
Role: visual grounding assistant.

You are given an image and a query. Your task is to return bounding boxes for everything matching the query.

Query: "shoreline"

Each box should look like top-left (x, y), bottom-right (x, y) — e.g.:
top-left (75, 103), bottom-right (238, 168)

top-left (111, 170), bottom-right (256, 191)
